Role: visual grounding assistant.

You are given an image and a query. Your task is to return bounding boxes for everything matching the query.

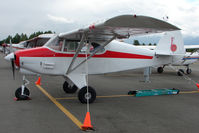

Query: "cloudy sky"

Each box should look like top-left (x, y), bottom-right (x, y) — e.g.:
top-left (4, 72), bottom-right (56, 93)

top-left (0, 0), bottom-right (199, 44)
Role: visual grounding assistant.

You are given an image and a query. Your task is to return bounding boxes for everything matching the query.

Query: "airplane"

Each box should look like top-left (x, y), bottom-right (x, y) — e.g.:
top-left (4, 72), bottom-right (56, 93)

top-left (3, 34), bottom-right (53, 54)
top-left (135, 45), bottom-right (199, 75)
top-left (7, 15), bottom-right (185, 103)
top-left (4, 34), bottom-right (54, 61)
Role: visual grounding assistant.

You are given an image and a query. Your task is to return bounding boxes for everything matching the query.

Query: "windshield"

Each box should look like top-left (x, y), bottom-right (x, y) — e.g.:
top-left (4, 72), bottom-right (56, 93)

top-left (45, 35), bottom-right (105, 53)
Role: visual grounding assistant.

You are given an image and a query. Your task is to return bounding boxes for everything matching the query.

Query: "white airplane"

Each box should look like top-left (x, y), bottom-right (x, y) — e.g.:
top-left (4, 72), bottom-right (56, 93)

top-left (4, 34), bottom-right (54, 61)
top-left (6, 15), bottom-right (185, 103)
top-left (136, 45), bottom-right (199, 75)
top-left (3, 34), bottom-right (53, 55)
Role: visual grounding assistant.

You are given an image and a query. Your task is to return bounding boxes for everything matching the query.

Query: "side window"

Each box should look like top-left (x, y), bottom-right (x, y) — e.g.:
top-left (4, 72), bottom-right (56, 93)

top-left (63, 41), bottom-right (79, 52)
top-left (90, 42), bottom-right (105, 54)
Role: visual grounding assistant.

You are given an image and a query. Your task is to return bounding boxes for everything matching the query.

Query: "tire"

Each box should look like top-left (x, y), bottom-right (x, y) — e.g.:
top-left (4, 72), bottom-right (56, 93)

top-left (177, 69), bottom-right (184, 76)
top-left (157, 67), bottom-right (164, 73)
top-left (15, 87), bottom-right (30, 100)
top-left (78, 86), bottom-right (96, 104)
top-left (63, 81), bottom-right (78, 93)
top-left (186, 68), bottom-right (192, 74)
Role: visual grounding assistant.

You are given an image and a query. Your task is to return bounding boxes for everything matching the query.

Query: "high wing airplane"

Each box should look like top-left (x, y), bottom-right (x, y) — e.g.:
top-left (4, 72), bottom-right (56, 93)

top-left (8, 15), bottom-right (184, 103)
top-left (136, 45), bottom-right (199, 75)
top-left (3, 34), bottom-right (53, 58)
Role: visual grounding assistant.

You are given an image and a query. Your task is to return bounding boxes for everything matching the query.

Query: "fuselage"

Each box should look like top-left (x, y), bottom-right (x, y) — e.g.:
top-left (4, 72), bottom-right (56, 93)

top-left (14, 40), bottom-right (182, 76)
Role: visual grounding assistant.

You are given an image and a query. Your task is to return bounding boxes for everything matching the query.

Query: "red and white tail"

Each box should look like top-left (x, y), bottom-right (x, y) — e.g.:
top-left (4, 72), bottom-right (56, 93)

top-left (155, 30), bottom-right (185, 55)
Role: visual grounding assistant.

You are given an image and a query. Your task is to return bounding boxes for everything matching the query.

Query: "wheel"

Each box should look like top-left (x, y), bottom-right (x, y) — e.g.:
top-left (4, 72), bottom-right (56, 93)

top-left (63, 81), bottom-right (78, 93)
top-left (157, 67), bottom-right (164, 73)
top-left (78, 86), bottom-right (96, 104)
top-left (186, 68), bottom-right (192, 74)
top-left (177, 69), bottom-right (184, 76)
top-left (15, 87), bottom-right (30, 100)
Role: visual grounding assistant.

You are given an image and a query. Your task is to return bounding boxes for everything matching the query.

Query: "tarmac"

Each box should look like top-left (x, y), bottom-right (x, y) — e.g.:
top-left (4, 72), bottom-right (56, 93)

top-left (1, 52), bottom-right (199, 133)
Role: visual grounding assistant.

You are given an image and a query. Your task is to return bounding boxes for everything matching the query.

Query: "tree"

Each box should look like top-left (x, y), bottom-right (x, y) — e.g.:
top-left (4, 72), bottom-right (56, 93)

top-left (148, 43), bottom-right (152, 46)
top-left (44, 30), bottom-right (53, 34)
top-left (20, 33), bottom-right (28, 41)
top-left (133, 40), bottom-right (140, 45)
top-left (0, 30), bottom-right (55, 45)
top-left (142, 43), bottom-right (145, 46)
top-left (5, 35), bottom-right (12, 43)
top-left (12, 33), bottom-right (21, 43)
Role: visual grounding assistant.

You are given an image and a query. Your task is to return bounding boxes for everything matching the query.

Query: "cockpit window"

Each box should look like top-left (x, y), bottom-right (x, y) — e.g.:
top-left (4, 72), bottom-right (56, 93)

top-left (45, 35), bottom-right (63, 51)
top-left (45, 35), bottom-right (105, 53)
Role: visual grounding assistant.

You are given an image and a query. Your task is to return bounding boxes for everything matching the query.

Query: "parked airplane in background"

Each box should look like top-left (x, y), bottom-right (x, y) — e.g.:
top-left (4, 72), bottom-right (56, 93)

top-left (136, 45), bottom-right (199, 75)
top-left (6, 15), bottom-right (185, 103)
top-left (2, 34), bottom-right (53, 55)
top-left (4, 34), bottom-right (54, 61)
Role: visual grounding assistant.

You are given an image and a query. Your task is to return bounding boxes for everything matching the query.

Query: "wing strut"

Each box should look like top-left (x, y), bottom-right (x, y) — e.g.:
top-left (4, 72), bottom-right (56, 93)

top-left (66, 33), bottom-right (86, 74)
top-left (66, 35), bottom-right (116, 75)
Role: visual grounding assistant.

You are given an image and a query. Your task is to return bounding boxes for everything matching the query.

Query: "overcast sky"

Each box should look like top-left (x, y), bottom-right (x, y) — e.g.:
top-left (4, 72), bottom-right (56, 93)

top-left (0, 0), bottom-right (199, 44)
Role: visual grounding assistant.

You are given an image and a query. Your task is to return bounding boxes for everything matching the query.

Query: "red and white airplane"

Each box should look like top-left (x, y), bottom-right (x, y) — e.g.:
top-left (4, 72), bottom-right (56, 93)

top-left (3, 34), bottom-right (53, 58)
top-left (7, 15), bottom-right (185, 103)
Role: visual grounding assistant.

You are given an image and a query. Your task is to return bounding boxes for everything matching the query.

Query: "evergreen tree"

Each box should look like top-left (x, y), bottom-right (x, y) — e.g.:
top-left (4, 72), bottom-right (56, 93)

top-left (148, 43), bottom-right (152, 46)
top-left (133, 40), bottom-right (140, 45)
top-left (20, 33), bottom-right (28, 41)
top-left (0, 30), bottom-right (55, 45)
top-left (5, 35), bottom-right (12, 43)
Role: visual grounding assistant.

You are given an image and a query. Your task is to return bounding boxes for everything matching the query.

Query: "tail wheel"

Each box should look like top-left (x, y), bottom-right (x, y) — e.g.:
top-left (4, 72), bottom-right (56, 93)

top-left (177, 69), bottom-right (184, 76)
top-left (63, 81), bottom-right (78, 93)
top-left (157, 67), bottom-right (164, 73)
top-left (78, 86), bottom-right (96, 104)
top-left (15, 87), bottom-right (30, 100)
top-left (186, 68), bottom-right (192, 74)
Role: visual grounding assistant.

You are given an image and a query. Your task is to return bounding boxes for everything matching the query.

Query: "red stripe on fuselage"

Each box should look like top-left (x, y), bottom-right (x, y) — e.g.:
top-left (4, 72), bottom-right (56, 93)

top-left (15, 47), bottom-right (153, 59)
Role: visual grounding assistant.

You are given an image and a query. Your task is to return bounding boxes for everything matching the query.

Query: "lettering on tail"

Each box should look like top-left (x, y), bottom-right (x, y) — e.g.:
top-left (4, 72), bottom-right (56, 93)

top-left (170, 37), bottom-right (177, 52)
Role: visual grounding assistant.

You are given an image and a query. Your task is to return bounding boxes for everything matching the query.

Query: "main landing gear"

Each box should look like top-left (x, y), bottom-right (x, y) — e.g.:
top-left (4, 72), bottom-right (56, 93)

top-left (177, 66), bottom-right (192, 76)
top-left (63, 81), bottom-right (96, 103)
top-left (15, 76), bottom-right (30, 100)
top-left (63, 81), bottom-right (78, 93)
top-left (158, 66), bottom-right (192, 76)
top-left (157, 67), bottom-right (164, 73)
top-left (78, 86), bottom-right (96, 104)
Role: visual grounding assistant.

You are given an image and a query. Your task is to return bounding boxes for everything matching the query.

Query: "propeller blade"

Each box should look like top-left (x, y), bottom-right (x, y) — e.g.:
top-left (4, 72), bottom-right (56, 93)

top-left (11, 59), bottom-right (15, 80)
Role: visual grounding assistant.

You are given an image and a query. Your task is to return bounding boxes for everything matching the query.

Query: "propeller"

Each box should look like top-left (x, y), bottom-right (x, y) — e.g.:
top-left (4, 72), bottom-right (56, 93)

top-left (11, 58), bottom-right (15, 80)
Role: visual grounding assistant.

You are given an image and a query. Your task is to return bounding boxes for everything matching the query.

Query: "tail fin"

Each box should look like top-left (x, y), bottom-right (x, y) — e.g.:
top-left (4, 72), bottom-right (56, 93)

top-left (155, 31), bottom-right (185, 55)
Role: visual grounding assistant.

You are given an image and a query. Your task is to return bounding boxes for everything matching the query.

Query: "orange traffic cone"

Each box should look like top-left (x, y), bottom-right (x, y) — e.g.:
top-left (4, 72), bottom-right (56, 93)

top-left (35, 77), bottom-right (41, 85)
top-left (196, 83), bottom-right (199, 91)
top-left (81, 112), bottom-right (93, 130)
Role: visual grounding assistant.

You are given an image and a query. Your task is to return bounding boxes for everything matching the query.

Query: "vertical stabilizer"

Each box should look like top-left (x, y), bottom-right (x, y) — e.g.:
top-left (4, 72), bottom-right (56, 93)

top-left (155, 31), bottom-right (185, 55)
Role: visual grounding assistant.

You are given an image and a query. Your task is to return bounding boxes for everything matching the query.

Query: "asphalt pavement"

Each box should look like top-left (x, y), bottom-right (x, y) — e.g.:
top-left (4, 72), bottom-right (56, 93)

top-left (1, 52), bottom-right (199, 133)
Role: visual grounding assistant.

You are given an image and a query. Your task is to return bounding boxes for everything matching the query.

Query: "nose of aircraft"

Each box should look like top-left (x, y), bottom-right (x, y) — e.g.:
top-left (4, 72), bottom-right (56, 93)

top-left (4, 52), bottom-right (14, 61)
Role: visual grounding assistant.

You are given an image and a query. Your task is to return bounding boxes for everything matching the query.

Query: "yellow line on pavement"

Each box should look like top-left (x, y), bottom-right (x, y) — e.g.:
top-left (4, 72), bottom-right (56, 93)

top-left (180, 91), bottom-right (199, 94)
top-left (55, 90), bottom-right (199, 100)
top-left (97, 94), bottom-right (132, 98)
top-left (55, 94), bottom-right (133, 100)
top-left (36, 85), bottom-right (83, 129)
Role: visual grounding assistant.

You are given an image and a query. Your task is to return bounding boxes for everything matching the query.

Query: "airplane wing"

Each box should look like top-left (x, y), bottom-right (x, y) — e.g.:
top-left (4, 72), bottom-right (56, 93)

top-left (184, 45), bottom-right (199, 50)
top-left (59, 15), bottom-right (180, 43)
